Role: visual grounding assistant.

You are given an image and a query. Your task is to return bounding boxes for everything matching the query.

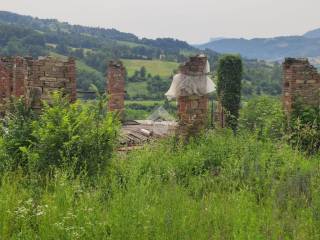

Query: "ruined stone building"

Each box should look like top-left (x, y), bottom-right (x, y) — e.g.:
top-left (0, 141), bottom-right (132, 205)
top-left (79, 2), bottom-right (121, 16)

top-left (0, 56), bottom-right (76, 110)
top-left (283, 58), bottom-right (320, 115)
top-left (107, 60), bottom-right (126, 118)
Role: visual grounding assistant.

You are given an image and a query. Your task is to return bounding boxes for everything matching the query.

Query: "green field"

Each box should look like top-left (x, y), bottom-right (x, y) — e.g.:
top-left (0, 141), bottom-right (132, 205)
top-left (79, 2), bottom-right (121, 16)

top-left (122, 59), bottom-right (179, 78)
top-left (126, 82), bottom-right (149, 98)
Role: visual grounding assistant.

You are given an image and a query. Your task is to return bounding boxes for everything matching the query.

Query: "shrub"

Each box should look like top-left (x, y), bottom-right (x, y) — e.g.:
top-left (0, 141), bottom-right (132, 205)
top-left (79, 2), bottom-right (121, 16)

top-left (1, 98), bottom-right (36, 171)
top-left (239, 95), bottom-right (285, 139)
top-left (288, 98), bottom-right (320, 154)
top-left (27, 93), bottom-right (120, 176)
top-left (1, 93), bottom-right (120, 176)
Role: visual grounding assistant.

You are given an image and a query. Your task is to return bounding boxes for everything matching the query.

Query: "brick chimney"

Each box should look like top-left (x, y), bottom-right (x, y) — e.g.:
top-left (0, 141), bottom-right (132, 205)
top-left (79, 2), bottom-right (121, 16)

top-left (177, 56), bottom-right (210, 137)
top-left (107, 61), bottom-right (126, 119)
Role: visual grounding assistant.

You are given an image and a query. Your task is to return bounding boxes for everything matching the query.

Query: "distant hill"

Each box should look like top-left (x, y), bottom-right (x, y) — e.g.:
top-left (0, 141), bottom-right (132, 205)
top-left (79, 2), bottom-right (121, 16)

top-left (304, 28), bottom-right (320, 39)
top-left (0, 11), bottom-right (282, 98)
top-left (198, 29), bottom-right (320, 60)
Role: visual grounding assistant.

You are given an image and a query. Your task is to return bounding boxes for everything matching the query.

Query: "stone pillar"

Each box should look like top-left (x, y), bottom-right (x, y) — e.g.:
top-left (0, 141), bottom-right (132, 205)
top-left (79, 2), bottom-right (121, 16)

top-left (107, 61), bottom-right (126, 119)
top-left (177, 56), bottom-right (209, 137)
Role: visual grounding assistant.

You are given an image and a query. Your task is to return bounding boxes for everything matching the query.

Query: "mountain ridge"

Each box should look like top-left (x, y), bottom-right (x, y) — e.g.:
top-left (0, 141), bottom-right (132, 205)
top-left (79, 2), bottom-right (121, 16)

top-left (198, 29), bottom-right (320, 60)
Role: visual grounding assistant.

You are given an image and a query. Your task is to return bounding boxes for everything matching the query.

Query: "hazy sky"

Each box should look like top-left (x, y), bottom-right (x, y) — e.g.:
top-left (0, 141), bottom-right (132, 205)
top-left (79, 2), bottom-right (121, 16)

top-left (2, 0), bottom-right (320, 43)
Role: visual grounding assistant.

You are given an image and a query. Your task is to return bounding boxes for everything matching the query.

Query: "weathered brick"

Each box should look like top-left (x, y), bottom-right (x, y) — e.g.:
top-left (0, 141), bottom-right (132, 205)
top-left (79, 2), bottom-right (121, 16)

top-left (177, 56), bottom-right (209, 137)
top-left (0, 56), bottom-right (76, 112)
top-left (282, 58), bottom-right (320, 115)
top-left (107, 61), bottom-right (125, 119)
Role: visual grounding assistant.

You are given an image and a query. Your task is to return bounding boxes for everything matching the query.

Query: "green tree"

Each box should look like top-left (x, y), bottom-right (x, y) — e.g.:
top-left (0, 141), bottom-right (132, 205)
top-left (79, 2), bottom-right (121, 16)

top-left (140, 66), bottom-right (147, 78)
top-left (217, 55), bottom-right (243, 132)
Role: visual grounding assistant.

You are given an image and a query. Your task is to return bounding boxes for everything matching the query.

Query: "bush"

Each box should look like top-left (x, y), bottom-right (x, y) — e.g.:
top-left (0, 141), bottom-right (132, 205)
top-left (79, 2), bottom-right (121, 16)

top-left (1, 93), bottom-right (120, 176)
top-left (288, 98), bottom-right (320, 154)
top-left (239, 95), bottom-right (285, 139)
top-left (1, 99), bottom-right (36, 172)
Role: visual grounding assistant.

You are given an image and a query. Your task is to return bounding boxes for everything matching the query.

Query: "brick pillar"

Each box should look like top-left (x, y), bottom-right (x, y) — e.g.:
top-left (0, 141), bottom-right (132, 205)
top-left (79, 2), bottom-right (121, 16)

top-left (282, 58), bottom-right (320, 117)
top-left (0, 62), bottom-right (10, 108)
top-left (12, 57), bottom-right (27, 98)
top-left (107, 61), bottom-right (126, 119)
top-left (177, 56), bottom-right (209, 137)
top-left (67, 57), bottom-right (77, 102)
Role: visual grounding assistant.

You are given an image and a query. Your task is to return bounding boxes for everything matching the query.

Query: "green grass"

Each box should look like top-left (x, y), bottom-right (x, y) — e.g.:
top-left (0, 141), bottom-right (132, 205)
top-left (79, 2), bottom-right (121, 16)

top-left (1, 131), bottom-right (320, 239)
top-left (122, 59), bottom-right (179, 78)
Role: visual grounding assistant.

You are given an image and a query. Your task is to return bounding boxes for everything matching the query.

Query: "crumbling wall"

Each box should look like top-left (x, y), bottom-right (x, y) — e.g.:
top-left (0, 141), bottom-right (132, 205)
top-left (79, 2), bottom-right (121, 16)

top-left (283, 58), bottom-right (320, 114)
top-left (107, 61), bottom-right (125, 118)
top-left (177, 56), bottom-right (209, 137)
top-left (0, 56), bottom-right (76, 111)
top-left (26, 57), bottom-right (76, 109)
top-left (0, 57), bottom-right (28, 100)
top-left (0, 62), bottom-right (10, 109)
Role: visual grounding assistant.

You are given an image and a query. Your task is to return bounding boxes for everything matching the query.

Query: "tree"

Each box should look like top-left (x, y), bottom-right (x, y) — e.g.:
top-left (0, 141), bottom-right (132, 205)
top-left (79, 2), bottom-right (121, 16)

top-left (56, 43), bottom-right (69, 55)
top-left (140, 66), bottom-right (146, 78)
top-left (217, 55), bottom-right (243, 132)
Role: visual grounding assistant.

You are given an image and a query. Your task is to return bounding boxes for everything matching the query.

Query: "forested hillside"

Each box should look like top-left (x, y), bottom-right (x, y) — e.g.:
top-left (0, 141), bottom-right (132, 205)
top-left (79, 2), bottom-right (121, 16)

top-left (0, 11), bottom-right (281, 98)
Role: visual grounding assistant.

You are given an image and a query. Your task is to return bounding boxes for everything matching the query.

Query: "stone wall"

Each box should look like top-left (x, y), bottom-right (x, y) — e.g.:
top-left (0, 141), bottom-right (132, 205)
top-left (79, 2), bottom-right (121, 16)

top-left (283, 58), bottom-right (320, 115)
top-left (0, 56), bottom-right (76, 111)
top-left (177, 56), bottom-right (209, 137)
top-left (107, 61), bottom-right (125, 118)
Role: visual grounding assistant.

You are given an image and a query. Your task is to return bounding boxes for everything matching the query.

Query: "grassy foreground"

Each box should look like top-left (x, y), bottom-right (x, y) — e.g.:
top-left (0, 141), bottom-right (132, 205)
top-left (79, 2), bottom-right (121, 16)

top-left (1, 130), bottom-right (320, 239)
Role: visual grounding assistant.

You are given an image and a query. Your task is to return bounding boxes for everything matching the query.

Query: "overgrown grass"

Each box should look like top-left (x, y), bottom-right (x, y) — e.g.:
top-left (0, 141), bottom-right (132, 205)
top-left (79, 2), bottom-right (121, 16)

top-left (1, 129), bottom-right (320, 239)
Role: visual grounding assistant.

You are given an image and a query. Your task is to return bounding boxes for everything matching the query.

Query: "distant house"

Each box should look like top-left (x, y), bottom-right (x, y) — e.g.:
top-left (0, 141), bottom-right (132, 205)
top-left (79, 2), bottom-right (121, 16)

top-left (159, 54), bottom-right (166, 60)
